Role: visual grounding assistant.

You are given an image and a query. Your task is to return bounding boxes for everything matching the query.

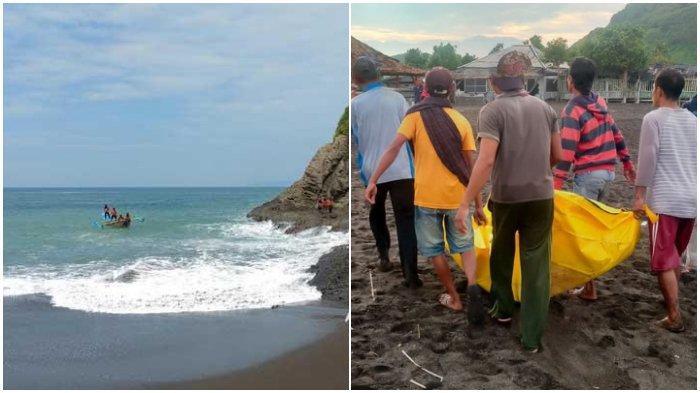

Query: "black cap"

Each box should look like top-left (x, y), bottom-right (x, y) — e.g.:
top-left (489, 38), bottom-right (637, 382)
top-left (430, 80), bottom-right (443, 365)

top-left (425, 67), bottom-right (453, 97)
top-left (352, 56), bottom-right (379, 82)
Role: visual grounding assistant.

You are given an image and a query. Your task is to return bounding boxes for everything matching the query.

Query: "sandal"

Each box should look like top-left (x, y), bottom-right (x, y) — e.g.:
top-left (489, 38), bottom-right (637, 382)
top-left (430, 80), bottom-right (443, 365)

top-left (656, 316), bottom-right (686, 333)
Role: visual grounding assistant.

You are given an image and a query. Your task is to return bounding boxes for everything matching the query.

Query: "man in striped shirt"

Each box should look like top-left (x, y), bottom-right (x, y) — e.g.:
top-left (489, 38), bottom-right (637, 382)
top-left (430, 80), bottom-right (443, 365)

top-left (554, 57), bottom-right (637, 300)
top-left (633, 68), bottom-right (697, 333)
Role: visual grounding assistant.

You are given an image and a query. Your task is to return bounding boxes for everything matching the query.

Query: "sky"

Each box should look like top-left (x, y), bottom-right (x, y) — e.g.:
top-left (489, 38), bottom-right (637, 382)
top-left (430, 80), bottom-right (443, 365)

top-left (4, 4), bottom-right (349, 187)
top-left (352, 3), bottom-right (626, 57)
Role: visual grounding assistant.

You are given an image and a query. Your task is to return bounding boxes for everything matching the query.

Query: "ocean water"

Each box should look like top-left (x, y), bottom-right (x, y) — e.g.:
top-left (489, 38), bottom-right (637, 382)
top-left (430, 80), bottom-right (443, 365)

top-left (4, 187), bottom-right (347, 314)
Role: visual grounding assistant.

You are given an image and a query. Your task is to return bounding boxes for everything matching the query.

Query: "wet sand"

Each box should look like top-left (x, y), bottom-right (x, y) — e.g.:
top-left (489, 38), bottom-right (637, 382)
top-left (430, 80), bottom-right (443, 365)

top-left (351, 102), bottom-right (697, 389)
top-left (167, 323), bottom-right (348, 389)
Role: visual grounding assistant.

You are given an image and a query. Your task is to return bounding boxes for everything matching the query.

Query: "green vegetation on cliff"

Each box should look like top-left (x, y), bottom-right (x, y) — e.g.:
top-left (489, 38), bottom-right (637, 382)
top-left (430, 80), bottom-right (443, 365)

top-left (334, 107), bottom-right (348, 139)
top-left (572, 3), bottom-right (696, 65)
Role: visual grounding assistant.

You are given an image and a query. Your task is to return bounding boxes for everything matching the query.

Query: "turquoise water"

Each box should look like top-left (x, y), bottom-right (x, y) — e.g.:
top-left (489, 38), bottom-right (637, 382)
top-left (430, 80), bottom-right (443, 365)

top-left (4, 187), bottom-right (346, 313)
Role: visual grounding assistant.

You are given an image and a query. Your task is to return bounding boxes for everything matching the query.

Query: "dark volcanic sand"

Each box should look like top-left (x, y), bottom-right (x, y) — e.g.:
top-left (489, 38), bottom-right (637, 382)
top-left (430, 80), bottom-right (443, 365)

top-left (350, 102), bottom-right (697, 389)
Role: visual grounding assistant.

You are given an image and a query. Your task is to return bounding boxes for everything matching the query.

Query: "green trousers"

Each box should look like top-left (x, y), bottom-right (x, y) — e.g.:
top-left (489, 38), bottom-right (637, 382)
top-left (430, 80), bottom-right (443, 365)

top-left (489, 198), bottom-right (554, 350)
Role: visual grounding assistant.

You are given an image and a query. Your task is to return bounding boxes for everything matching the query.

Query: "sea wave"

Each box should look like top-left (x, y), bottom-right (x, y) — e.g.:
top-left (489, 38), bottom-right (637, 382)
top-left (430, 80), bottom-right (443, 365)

top-left (3, 220), bottom-right (346, 314)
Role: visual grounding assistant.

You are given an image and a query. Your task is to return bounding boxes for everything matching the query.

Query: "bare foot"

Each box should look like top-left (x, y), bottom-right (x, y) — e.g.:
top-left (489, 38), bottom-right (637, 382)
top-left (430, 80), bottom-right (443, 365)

top-left (438, 293), bottom-right (463, 311)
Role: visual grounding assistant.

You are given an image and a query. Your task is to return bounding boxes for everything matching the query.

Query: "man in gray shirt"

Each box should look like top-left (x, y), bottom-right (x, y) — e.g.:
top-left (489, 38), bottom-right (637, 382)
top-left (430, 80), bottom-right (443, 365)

top-left (351, 57), bottom-right (421, 288)
top-left (634, 68), bottom-right (696, 333)
top-left (455, 51), bottom-right (563, 352)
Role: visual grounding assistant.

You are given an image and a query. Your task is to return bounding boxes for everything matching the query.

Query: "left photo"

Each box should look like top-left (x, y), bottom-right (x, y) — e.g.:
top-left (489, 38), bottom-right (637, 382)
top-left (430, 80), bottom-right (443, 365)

top-left (3, 4), bottom-right (349, 389)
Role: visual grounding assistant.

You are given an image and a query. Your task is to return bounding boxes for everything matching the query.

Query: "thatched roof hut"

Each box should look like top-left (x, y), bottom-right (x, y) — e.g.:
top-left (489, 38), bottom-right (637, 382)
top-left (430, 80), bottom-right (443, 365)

top-left (351, 37), bottom-right (425, 77)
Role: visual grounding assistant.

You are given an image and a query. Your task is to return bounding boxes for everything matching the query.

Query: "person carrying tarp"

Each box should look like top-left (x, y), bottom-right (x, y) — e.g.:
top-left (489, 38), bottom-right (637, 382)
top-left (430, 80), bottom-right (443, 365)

top-left (553, 57), bottom-right (637, 301)
top-left (455, 51), bottom-right (563, 352)
top-left (365, 67), bottom-right (488, 324)
top-left (351, 57), bottom-right (421, 288)
top-left (633, 68), bottom-right (697, 333)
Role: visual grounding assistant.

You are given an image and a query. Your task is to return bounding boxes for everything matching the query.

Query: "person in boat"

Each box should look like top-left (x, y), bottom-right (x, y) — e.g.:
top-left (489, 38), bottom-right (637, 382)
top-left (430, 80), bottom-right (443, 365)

top-left (103, 204), bottom-right (110, 220)
top-left (124, 213), bottom-right (132, 225)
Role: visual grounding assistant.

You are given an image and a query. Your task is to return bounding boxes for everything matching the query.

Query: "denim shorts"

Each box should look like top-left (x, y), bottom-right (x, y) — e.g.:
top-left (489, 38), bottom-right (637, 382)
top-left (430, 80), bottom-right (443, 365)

top-left (573, 170), bottom-right (615, 201)
top-left (415, 206), bottom-right (474, 257)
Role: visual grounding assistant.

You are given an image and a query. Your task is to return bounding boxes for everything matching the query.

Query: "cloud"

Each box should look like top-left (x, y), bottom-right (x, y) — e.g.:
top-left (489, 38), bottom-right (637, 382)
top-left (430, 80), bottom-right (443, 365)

top-left (352, 25), bottom-right (461, 43)
top-left (489, 10), bottom-right (617, 43)
top-left (5, 4), bottom-right (348, 112)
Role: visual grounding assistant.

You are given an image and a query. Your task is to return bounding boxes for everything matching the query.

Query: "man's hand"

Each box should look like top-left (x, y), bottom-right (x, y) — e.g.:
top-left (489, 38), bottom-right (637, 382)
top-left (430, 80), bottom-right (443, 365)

top-left (624, 163), bottom-right (637, 184)
top-left (454, 205), bottom-right (471, 234)
top-left (474, 205), bottom-right (487, 226)
top-left (364, 183), bottom-right (377, 204)
top-left (632, 195), bottom-right (645, 219)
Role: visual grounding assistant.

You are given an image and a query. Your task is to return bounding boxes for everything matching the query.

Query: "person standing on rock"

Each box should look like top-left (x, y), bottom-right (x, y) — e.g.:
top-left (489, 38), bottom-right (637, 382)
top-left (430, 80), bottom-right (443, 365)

top-left (351, 56), bottom-right (422, 288)
top-left (553, 57), bottom-right (636, 301)
top-left (365, 67), bottom-right (488, 324)
top-left (633, 68), bottom-right (696, 333)
top-left (455, 51), bottom-right (563, 351)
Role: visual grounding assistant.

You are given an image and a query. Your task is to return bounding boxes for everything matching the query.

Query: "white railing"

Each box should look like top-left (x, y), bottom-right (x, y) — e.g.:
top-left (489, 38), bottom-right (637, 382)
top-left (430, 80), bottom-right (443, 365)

top-left (554, 77), bottom-right (696, 103)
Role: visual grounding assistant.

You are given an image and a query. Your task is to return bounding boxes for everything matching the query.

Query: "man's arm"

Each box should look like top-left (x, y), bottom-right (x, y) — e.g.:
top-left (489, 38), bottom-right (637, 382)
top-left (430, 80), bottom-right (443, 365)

top-left (550, 132), bottom-right (563, 167)
top-left (552, 113), bottom-right (580, 189)
top-left (633, 115), bottom-right (660, 213)
top-left (462, 150), bottom-right (486, 225)
top-left (455, 137), bottom-right (499, 233)
top-left (610, 119), bottom-right (636, 183)
top-left (364, 134), bottom-right (409, 204)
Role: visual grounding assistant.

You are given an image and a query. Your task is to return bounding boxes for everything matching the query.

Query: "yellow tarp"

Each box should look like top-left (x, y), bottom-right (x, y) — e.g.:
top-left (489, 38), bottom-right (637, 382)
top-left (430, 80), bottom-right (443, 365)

top-left (453, 190), bottom-right (642, 301)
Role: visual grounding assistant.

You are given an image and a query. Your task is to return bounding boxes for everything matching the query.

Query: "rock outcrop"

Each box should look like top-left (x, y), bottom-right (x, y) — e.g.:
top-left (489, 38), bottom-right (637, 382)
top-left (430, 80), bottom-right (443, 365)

top-left (307, 245), bottom-right (348, 303)
top-left (248, 109), bottom-right (349, 233)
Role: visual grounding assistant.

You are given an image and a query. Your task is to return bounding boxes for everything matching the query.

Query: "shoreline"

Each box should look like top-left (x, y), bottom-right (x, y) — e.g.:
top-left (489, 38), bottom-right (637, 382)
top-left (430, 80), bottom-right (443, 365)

top-left (162, 323), bottom-right (348, 389)
top-left (4, 294), bottom-right (346, 389)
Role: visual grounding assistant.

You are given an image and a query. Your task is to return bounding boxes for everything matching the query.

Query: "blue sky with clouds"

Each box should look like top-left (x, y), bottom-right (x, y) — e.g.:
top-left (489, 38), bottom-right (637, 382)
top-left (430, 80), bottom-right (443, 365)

top-left (4, 4), bottom-right (348, 187)
top-left (353, 3), bottom-right (625, 56)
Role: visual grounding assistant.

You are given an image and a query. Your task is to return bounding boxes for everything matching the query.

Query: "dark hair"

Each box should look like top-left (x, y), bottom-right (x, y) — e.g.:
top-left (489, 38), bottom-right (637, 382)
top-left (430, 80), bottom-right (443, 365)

top-left (655, 68), bottom-right (685, 100)
top-left (569, 57), bottom-right (597, 95)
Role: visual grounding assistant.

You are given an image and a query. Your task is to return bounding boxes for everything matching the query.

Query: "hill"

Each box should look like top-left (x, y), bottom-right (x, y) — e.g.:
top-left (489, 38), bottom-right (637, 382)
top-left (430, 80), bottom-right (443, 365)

top-left (572, 3), bottom-right (696, 64)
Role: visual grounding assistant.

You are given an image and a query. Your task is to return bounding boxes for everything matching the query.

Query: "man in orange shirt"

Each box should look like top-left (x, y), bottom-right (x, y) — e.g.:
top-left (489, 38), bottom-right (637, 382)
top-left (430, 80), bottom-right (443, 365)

top-left (365, 67), bottom-right (487, 324)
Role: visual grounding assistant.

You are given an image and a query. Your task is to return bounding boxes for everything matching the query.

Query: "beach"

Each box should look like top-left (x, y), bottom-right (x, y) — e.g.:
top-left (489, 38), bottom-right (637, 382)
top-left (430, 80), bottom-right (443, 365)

top-left (3, 187), bottom-right (348, 389)
top-left (166, 322), bottom-right (348, 389)
top-left (350, 102), bottom-right (697, 389)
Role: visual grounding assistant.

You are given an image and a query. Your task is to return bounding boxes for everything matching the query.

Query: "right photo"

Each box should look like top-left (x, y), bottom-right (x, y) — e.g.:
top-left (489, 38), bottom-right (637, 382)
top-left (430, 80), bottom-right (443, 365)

top-left (350, 2), bottom-right (697, 390)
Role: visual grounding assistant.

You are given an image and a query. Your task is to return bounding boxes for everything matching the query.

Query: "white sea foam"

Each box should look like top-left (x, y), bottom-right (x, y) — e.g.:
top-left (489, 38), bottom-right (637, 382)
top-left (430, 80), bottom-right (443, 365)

top-left (4, 221), bottom-right (346, 314)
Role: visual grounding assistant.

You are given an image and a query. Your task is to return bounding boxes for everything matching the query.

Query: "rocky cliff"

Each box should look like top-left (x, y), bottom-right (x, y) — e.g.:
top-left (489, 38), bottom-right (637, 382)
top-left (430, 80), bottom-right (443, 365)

top-left (248, 109), bottom-right (348, 233)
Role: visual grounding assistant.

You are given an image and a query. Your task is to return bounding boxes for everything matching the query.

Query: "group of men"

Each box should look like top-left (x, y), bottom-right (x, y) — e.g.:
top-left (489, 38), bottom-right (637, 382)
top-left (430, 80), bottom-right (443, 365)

top-left (351, 51), bottom-right (696, 352)
top-left (103, 204), bottom-right (132, 225)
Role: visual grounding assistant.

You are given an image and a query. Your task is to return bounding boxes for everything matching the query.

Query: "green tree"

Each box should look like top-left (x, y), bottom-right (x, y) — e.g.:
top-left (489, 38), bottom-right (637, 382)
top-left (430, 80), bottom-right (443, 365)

top-left (542, 37), bottom-right (568, 67)
top-left (488, 43), bottom-right (504, 55)
top-left (404, 48), bottom-right (430, 69)
top-left (428, 42), bottom-right (462, 70)
top-left (527, 35), bottom-right (545, 50)
top-left (579, 25), bottom-right (649, 83)
top-left (461, 52), bottom-right (477, 66)
top-left (650, 42), bottom-right (672, 65)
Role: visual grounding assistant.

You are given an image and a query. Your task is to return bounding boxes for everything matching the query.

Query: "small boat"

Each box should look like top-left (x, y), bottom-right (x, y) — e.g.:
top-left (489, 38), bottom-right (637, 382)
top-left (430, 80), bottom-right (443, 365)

top-left (93, 216), bottom-right (143, 229)
top-left (102, 219), bottom-right (131, 228)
